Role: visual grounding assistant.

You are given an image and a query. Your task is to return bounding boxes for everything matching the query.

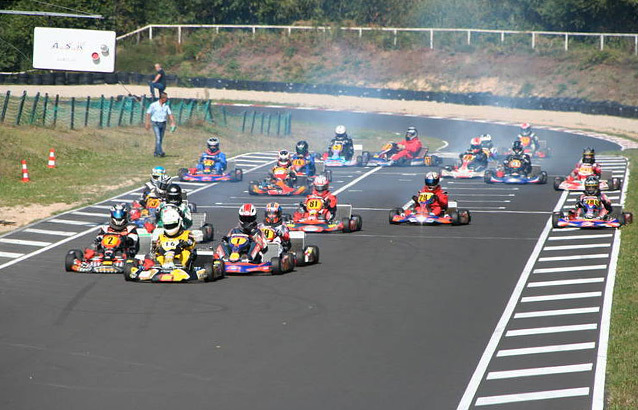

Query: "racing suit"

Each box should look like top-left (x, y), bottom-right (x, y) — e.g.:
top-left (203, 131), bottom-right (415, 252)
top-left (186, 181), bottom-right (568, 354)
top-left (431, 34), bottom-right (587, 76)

top-left (570, 161), bottom-right (602, 178)
top-left (156, 202), bottom-right (193, 229)
top-left (460, 150), bottom-right (489, 169)
top-left (222, 226), bottom-right (268, 262)
top-left (88, 224), bottom-right (139, 258)
top-left (328, 136), bottom-right (354, 160)
top-left (412, 185), bottom-right (449, 216)
top-left (391, 138), bottom-right (423, 163)
top-left (269, 164), bottom-right (297, 187)
top-left (302, 189), bottom-right (338, 221)
top-left (518, 133), bottom-right (540, 154)
top-left (197, 149), bottom-right (227, 174)
top-left (503, 153), bottom-right (532, 175)
top-left (292, 153), bottom-right (316, 176)
top-left (259, 221), bottom-right (291, 253)
top-left (139, 187), bottom-right (165, 209)
top-left (572, 193), bottom-right (613, 219)
top-left (153, 228), bottom-right (196, 267)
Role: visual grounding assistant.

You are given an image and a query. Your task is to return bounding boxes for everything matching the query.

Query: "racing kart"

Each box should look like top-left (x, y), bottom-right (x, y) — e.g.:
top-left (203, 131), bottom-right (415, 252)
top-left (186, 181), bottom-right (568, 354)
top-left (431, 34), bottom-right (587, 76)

top-left (65, 233), bottom-right (139, 273)
top-left (285, 199), bottom-right (363, 233)
top-left (367, 142), bottom-right (442, 167)
top-left (123, 234), bottom-right (224, 282)
top-left (513, 136), bottom-right (551, 158)
top-left (552, 197), bottom-right (632, 229)
top-left (260, 226), bottom-right (320, 267)
top-left (389, 193), bottom-right (471, 226)
top-left (291, 156), bottom-right (332, 182)
top-left (214, 232), bottom-right (295, 275)
top-left (323, 143), bottom-right (370, 167)
top-left (178, 159), bottom-right (243, 183)
top-left (484, 164), bottom-right (548, 184)
top-left (554, 167), bottom-right (622, 191)
top-left (248, 166), bottom-right (309, 196)
top-left (441, 154), bottom-right (489, 179)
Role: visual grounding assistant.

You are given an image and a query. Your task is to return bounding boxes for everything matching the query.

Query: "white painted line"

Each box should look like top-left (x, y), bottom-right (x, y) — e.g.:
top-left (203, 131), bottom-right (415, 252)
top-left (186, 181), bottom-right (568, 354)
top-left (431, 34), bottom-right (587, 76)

top-left (566, 197), bottom-right (619, 202)
top-left (111, 198), bottom-right (134, 203)
top-left (240, 155), bottom-right (276, 160)
top-left (48, 219), bottom-right (96, 226)
top-left (514, 307), bottom-right (600, 319)
top-left (487, 363), bottom-right (592, 380)
top-left (442, 187), bottom-right (519, 191)
top-left (87, 205), bottom-right (113, 210)
top-left (452, 193), bottom-right (515, 197)
top-left (544, 243), bottom-right (611, 251)
top-left (475, 387), bottom-right (590, 406)
top-left (521, 291), bottom-right (602, 303)
top-left (497, 342), bottom-right (596, 357)
top-left (333, 167), bottom-right (383, 195)
top-left (533, 264), bottom-right (607, 274)
top-left (23, 228), bottom-right (78, 237)
top-left (457, 200), bottom-right (511, 203)
top-left (174, 181), bottom-right (207, 186)
top-left (538, 253), bottom-right (609, 262)
top-left (71, 211), bottom-right (108, 218)
top-left (234, 159), bottom-right (270, 164)
top-left (0, 238), bottom-right (52, 247)
top-left (0, 251), bottom-right (25, 258)
top-left (470, 209), bottom-right (549, 213)
top-left (506, 323), bottom-right (597, 337)
top-left (528, 277), bottom-right (605, 287)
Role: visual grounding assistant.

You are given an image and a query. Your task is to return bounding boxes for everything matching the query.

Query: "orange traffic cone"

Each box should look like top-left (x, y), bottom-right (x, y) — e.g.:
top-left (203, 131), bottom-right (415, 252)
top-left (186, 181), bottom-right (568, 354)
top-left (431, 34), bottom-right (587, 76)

top-left (47, 149), bottom-right (56, 168)
top-left (21, 160), bottom-right (30, 182)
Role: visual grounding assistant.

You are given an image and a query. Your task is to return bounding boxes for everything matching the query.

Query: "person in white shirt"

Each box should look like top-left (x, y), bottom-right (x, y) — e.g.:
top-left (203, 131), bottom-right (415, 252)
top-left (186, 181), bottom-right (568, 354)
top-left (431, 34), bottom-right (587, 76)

top-left (145, 92), bottom-right (176, 157)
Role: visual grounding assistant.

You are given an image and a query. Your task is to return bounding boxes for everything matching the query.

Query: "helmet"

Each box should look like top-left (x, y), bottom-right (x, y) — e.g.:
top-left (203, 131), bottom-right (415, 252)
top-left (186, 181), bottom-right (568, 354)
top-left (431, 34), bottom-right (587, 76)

top-left (295, 140), bottom-right (309, 156)
top-left (313, 174), bottom-right (329, 193)
top-left (480, 134), bottom-right (492, 143)
top-left (154, 174), bottom-right (171, 195)
top-left (166, 183), bottom-right (182, 206)
top-left (151, 166), bottom-right (166, 181)
top-left (265, 202), bottom-right (282, 225)
top-left (582, 147), bottom-right (595, 164)
top-left (405, 126), bottom-right (418, 140)
top-left (335, 125), bottom-right (347, 138)
top-left (470, 137), bottom-right (482, 153)
top-left (277, 150), bottom-right (291, 167)
top-left (238, 203), bottom-right (257, 231)
top-left (512, 140), bottom-right (524, 155)
top-left (584, 176), bottom-right (600, 196)
top-left (520, 123), bottom-right (532, 137)
top-left (207, 137), bottom-right (220, 153)
top-left (424, 171), bottom-right (440, 189)
top-left (162, 207), bottom-right (183, 236)
top-left (109, 203), bottom-right (128, 230)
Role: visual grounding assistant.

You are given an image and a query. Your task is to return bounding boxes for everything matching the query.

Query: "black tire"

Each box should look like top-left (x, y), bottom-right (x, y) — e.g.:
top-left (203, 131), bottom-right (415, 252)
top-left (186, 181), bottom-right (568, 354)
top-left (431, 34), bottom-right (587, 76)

top-left (123, 261), bottom-right (137, 281)
top-left (188, 202), bottom-right (198, 213)
top-left (352, 214), bottom-right (363, 231)
top-left (361, 151), bottom-right (370, 166)
top-left (622, 212), bottom-right (633, 225)
top-left (342, 217), bottom-right (352, 233)
top-left (553, 177), bottom-right (564, 191)
top-left (203, 263), bottom-right (214, 282)
top-left (281, 253), bottom-right (295, 273)
top-left (233, 168), bottom-right (243, 182)
top-left (611, 177), bottom-right (622, 191)
top-left (389, 208), bottom-right (402, 224)
top-left (356, 155), bottom-right (363, 166)
top-left (459, 209), bottom-right (471, 225)
top-left (271, 257), bottom-right (283, 275)
top-left (450, 211), bottom-right (461, 226)
top-left (539, 171), bottom-right (548, 184)
top-left (484, 170), bottom-right (494, 184)
top-left (201, 223), bottom-right (214, 242)
top-left (325, 169), bottom-right (333, 182)
top-left (178, 168), bottom-right (188, 181)
top-left (213, 259), bottom-right (225, 279)
top-left (552, 212), bottom-right (562, 228)
top-left (65, 249), bottom-right (82, 272)
top-left (305, 245), bottom-right (319, 265)
top-left (248, 181), bottom-right (260, 195)
top-left (282, 213), bottom-right (292, 222)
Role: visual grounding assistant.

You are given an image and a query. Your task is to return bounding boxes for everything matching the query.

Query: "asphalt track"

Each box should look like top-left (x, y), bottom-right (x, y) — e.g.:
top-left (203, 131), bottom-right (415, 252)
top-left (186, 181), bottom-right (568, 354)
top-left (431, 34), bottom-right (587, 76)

top-left (0, 109), bottom-right (625, 410)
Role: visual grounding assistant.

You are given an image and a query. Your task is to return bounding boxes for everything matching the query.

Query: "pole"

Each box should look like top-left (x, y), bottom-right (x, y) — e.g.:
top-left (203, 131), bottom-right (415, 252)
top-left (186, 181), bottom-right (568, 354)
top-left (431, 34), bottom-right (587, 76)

top-left (140, 95), bottom-right (147, 124)
top-left (565, 33), bottom-right (569, 51)
top-left (178, 26), bottom-right (182, 44)
top-left (29, 92), bottom-right (40, 124)
top-left (177, 99), bottom-right (185, 124)
top-left (260, 112), bottom-right (265, 133)
top-left (70, 97), bottom-right (75, 129)
top-left (42, 93), bottom-right (49, 125)
top-left (467, 30), bottom-right (471, 45)
top-left (393, 29), bottom-right (397, 46)
top-left (222, 105), bottom-right (227, 126)
top-left (276, 112), bottom-right (281, 136)
top-left (241, 111), bottom-right (247, 132)
top-left (266, 114), bottom-right (272, 135)
top-left (600, 34), bottom-right (604, 51)
top-left (532, 32), bottom-right (536, 49)
top-left (117, 98), bottom-right (125, 126)
top-left (52, 94), bottom-right (59, 127)
top-left (204, 100), bottom-right (212, 122)
top-left (430, 29), bottom-right (434, 49)
top-left (129, 98), bottom-right (135, 124)
top-left (84, 96), bottom-right (91, 127)
top-left (107, 96), bottom-right (114, 127)
top-left (99, 95), bottom-right (104, 128)
top-left (15, 91), bottom-right (27, 126)
top-left (0, 90), bottom-right (10, 123)
top-left (501, 31), bottom-right (505, 43)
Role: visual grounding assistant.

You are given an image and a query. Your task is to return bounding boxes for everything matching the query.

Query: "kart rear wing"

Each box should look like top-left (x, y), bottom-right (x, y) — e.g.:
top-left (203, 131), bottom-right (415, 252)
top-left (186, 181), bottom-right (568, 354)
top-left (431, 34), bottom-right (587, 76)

top-left (336, 204), bottom-right (352, 219)
top-left (354, 144), bottom-right (363, 156)
top-left (289, 231), bottom-right (306, 252)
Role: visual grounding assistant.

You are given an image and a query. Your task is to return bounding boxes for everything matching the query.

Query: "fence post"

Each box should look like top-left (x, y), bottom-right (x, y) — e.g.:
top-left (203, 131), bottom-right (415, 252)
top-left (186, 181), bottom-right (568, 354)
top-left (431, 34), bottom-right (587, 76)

top-left (118, 98), bottom-right (125, 126)
top-left (276, 112), bottom-right (281, 136)
top-left (15, 91), bottom-right (27, 126)
top-left (98, 95), bottom-right (104, 128)
top-left (42, 93), bottom-right (49, 126)
top-left (177, 99), bottom-right (185, 124)
top-left (532, 32), bottom-right (536, 49)
top-left (140, 96), bottom-right (147, 124)
top-left (178, 26), bottom-right (182, 44)
top-left (429, 29), bottom-right (434, 49)
top-left (222, 105), bottom-right (227, 126)
top-left (564, 33), bottom-right (569, 51)
top-left (129, 98), bottom-right (135, 124)
top-left (241, 111), bottom-right (248, 132)
top-left (287, 112), bottom-right (292, 135)
top-left (53, 94), bottom-right (59, 127)
top-left (250, 111), bottom-right (256, 134)
top-left (600, 34), bottom-right (604, 51)
top-left (393, 30), bottom-right (398, 46)
top-left (187, 100), bottom-right (195, 122)
top-left (29, 92), bottom-right (40, 125)
top-left (0, 90), bottom-right (10, 123)
top-left (204, 100), bottom-right (212, 122)
top-left (266, 114), bottom-right (272, 135)
top-left (107, 96), bottom-right (114, 127)
top-left (501, 31), bottom-right (505, 43)
top-left (149, 26), bottom-right (153, 40)
top-left (84, 96), bottom-right (91, 127)
top-left (252, 26), bottom-right (256, 37)
top-left (635, 35), bottom-right (638, 55)
top-left (467, 30), bottom-right (471, 45)
top-left (260, 112), bottom-right (265, 133)
top-left (70, 97), bottom-right (75, 129)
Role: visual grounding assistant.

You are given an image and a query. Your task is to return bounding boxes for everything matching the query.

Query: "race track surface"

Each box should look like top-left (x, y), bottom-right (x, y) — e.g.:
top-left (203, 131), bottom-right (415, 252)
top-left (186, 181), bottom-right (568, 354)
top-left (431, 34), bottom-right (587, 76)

top-left (0, 110), bottom-right (625, 409)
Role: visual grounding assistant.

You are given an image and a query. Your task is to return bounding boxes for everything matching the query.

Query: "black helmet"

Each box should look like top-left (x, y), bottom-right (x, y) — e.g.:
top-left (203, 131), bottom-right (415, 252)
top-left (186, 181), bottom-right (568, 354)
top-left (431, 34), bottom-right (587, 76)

top-left (109, 203), bottom-right (128, 231)
top-left (512, 140), bottom-right (523, 155)
top-left (582, 147), bottom-right (595, 164)
top-left (166, 184), bottom-right (182, 205)
top-left (239, 203), bottom-right (257, 232)
top-left (584, 176), bottom-right (600, 196)
top-left (405, 126), bottom-right (418, 140)
top-left (296, 140), bottom-right (309, 156)
top-left (424, 171), bottom-right (440, 189)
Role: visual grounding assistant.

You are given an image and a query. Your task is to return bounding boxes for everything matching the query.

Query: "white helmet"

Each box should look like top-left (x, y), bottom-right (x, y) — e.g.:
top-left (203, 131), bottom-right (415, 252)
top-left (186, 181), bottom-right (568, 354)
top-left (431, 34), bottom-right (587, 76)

top-left (162, 208), bottom-right (182, 236)
top-left (277, 150), bottom-right (291, 167)
top-left (335, 125), bottom-right (347, 137)
top-left (480, 134), bottom-right (492, 142)
top-left (313, 174), bottom-right (329, 192)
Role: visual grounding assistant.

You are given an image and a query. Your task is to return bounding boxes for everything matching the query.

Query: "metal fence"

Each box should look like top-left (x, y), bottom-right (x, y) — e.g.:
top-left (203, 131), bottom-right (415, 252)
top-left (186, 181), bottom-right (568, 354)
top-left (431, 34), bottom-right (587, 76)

top-left (0, 91), bottom-right (292, 135)
top-left (117, 24), bottom-right (638, 54)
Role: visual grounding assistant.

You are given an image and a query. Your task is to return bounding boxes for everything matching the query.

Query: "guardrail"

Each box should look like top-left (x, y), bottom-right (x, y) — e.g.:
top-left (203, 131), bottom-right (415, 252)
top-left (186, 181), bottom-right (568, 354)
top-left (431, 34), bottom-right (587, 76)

top-left (117, 24), bottom-right (638, 54)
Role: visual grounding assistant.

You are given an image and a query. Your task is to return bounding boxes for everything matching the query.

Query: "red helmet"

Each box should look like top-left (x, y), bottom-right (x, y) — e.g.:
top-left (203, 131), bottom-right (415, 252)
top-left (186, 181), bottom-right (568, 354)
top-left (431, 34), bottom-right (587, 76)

top-left (313, 175), bottom-right (329, 193)
top-left (265, 202), bottom-right (282, 225)
top-left (470, 137), bottom-right (481, 153)
top-left (238, 203), bottom-right (257, 231)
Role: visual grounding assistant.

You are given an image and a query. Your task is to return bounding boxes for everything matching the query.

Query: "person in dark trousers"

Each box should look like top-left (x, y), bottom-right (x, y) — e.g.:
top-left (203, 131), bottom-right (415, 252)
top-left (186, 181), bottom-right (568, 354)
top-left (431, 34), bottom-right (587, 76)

top-left (149, 63), bottom-right (166, 99)
top-left (145, 92), bottom-right (176, 157)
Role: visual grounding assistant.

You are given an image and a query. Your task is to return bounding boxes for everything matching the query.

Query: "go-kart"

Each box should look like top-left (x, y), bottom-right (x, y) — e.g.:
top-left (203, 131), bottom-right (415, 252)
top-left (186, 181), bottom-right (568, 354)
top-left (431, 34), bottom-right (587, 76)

top-left (285, 200), bottom-right (363, 233)
top-left (123, 233), bottom-right (224, 282)
top-left (554, 166), bottom-right (621, 191)
top-left (323, 143), bottom-right (370, 167)
top-left (513, 136), bottom-right (551, 158)
top-left (291, 156), bottom-right (332, 182)
top-left (484, 164), bottom-right (548, 184)
top-left (65, 233), bottom-right (139, 273)
top-left (178, 159), bottom-right (243, 183)
top-left (552, 198), bottom-right (632, 229)
top-left (367, 142), bottom-right (442, 167)
top-left (389, 193), bottom-right (471, 225)
top-left (441, 154), bottom-right (489, 179)
top-left (214, 232), bottom-right (295, 275)
top-left (248, 166), bottom-right (309, 196)
top-left (260, 226), bottom-right (319, 267)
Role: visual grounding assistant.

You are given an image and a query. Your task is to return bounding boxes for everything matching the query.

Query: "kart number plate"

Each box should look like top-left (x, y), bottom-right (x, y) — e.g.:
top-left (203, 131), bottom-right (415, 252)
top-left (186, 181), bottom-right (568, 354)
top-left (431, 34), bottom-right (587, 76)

top-left (520, 136), bottom-right (531, 146)
top-left (584, 198), bottom-right (601, 207)
top-left (463, 154), bottom-right (475, 161)
top-left (332, 143), bottom-right (342, 151)
top-left (261, 228), bottom-right (276, 241)
top-left (293, 159), bottom-right (305, 166)
top-left (579, 165), bottom-right (593, 176)
top-left (306, 199), bottom-right (323, 210)
top-left (230, 236), bottom-right (248, 246)
top-left (146, 198), bottom-right (161, 209)
top-left (203, 159), bottom-right (214, 166)
top-left (418, 192), bottom-right (434, 203)
top-left (509, 159), bottom-right (522, 168)
top-left (101, 235), bottom-right (122, 248)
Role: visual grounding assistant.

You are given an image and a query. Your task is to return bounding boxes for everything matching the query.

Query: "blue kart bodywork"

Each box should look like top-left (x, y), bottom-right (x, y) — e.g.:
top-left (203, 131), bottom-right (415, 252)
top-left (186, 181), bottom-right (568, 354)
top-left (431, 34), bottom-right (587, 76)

top-left (179, 166), bottom-right (242, 183)
top-left (484, 170), bottom-right (548, 185)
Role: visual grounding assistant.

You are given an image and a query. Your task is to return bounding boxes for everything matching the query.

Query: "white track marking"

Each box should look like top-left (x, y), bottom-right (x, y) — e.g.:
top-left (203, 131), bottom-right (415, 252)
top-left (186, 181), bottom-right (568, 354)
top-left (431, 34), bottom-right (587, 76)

top-left (452, 193), bottom-right (515, 197)
top-left (566, 197), bottom-right (619, 202)
top-left (0, 251), bottom-right (25, 258)
top-left (528, 277), bottom-right (605, 287)
top-left (87, 205), bottom-right (113, 210)
top-left (442, 187), bottom-right (519, 191)
top-left (543, 243), bottom-right (611, 251)
top-left (71, 211), bottom-right (109, 218)
top-left (506, 323), bottom-right (597, 337)
top-left (514, 307), bottom-right (600, 319)
top-left (538, 254), bottom-right (609, 262)
top-left (332, 167), bottom-right (383, 195)
top-left (109, 198), bottom-right (134, 203)
top-left (174, 181), bottom-right (207, 186)
top-left (48, 219), bottom-right (96, 226)
top-left (234, 159), bottom-right (270, 163)
top-left (23, 228), bottom-right (78, 237)
top-left (497, 342), bottom-right (596, 357)
top-left (521, 292), bottom-right (602, 303)
top-left (475, 387), bottom-right (590, 406)
top-left (456, 200), bottom-right (511, 203)
top-left (487, 363), bottom-right (592, 380)
top-left (532, 264), bottom-right (607, 274)
top-left (0, 238), bottom-right (52, 247)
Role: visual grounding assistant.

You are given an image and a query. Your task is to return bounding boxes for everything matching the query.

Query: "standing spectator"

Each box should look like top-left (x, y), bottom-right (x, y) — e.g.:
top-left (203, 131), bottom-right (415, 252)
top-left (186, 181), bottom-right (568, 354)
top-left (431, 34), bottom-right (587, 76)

top-left (149, 63), bottom-right (166, 99)
top-left (145, 92), bottom-right (176, 157)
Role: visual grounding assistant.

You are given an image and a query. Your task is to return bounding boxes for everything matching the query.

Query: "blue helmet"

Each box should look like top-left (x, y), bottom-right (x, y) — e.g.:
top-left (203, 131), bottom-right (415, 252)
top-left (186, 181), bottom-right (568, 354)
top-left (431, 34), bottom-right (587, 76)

top-left (109, 203), bottom-right (128, 230)
top-left (151, 166), bottom-right (166, 181)
top-left (424, 171), bottom-right (440, 189)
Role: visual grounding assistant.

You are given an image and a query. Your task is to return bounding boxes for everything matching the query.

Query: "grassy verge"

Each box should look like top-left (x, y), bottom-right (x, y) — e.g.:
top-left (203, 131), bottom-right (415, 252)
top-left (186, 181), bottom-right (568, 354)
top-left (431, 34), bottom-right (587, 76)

top-left (607, 148), bottom-right (638, 409)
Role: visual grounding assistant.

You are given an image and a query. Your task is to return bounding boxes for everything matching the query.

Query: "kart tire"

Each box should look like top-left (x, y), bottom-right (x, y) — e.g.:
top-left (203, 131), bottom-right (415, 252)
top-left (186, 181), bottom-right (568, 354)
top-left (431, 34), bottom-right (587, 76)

top-left (201, 223), bottom-right (214, 242)
top-left (622, 212), bottom-right (633, 225)
top-left (325, 170), bottom-right (333, 182)
top-left (248, 181), bottom-right (260, 195)
top-left (188, 202), bottom-right (198, 213)
top-left (178, 168), bottom-right (188, 181)
top-left (356, 155), bottom-right (363, 167)
top-left (282, 213), bottom-right (292, 222)
top-left (304, 245), bottom-right (319, 265)
top-left (553, 177), bottom-right (564, 191)
top-left (552, 212), bottom-right (562, 228)
top-left (459, 209), bottom-right (471, 225)
top-left (427, 155), bottom-right (442, 167)
top-left (611, 177), bottom-right (622, 191)
top-left (233, 168), bottom-right (243, 182)
top-left (342, 217), bottom-right (352, 233)
top-left (450, 211), bottom-right (461, 226)
top-left (123, 261), bottom-right (138, 281)
top-left (351, 214), bottom-right (363, 231)
top-left (271, 257), bottom-right (284, 275)
top-left (203, 263), bottom-right (214, 282)
top-left (484, 170), bottom-right (494, 184)
top-left (539, 171), bottom-right (548, 184)
top-left (361, 151), bottom-right (370, 166)
top-left (389, 208), bottom-right (402, 224)
top-left (213, 259), bottom-right (225, 279)
top-left (282, 253), bottom-right (295, 273)
top-left (65, 249), bottom-right (82, 272)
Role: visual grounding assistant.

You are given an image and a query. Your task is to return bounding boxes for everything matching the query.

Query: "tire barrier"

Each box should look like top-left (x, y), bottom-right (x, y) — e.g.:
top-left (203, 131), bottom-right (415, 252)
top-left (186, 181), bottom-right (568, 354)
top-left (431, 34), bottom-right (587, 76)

top-left (3, 71), bottom-right (638, 119)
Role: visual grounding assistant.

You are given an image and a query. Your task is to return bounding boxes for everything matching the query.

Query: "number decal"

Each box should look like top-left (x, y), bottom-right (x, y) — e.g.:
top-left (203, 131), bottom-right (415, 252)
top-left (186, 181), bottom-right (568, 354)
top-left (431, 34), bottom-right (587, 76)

top-left (230, 236), bottom-right (248, 246)
top-left (146, 198), bottom-right (161, 209)
top-left (306, 199), bottom-right (323, 210)
top-left (203, 159), bottom-right (214, 166)
top-left (418, 192), bottom-right (434, 203)
top-left (585, 198), bottom-right (601, 207)
top-left (463, 154), bottom-right (475, 161)
top-left (520, 136), bottom-right (531, 146)
top-left (509, 159), bottom-right (522, 168)
top-left (332, 143), bottom-right (342, 151)
top-left (262, 228), bottom-right (276, 240)
top-left (101, 235), bottom-right (122, 248)
top-left (293, 159), bottom-right (305, 166)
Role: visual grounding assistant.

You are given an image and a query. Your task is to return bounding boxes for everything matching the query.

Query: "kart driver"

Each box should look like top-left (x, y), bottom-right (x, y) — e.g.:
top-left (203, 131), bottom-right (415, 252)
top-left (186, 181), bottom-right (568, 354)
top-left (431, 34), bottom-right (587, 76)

top-left (292, 140), bottom-right (316, 176)
top-left (328, 125), bottom-right (355, 161)
top-left (156, 183), bottom-right (193, 229)
top-left (152, 207), bottom-right (196, 267)
top-left (144, 166), bottom-right (166, 193)
top-left (260, 202), bottom-right (291, 252)
top-left (518, 123), bottom-right (541, 154)
top-left (197, 137), bottom-right (227, 174)
top-left (479, 134), bottom-right (494, 150)
top-left (503, 140), bottom-right (532, 175)
top-left (571, 176), bottom-right (613, 219)
top-left (140, 174), bottom-right (171, 208)
top-left (410, 171), bottom-right (448, 216)
top-left (460, 137), bottom-right (489, 169)
top-left (270, 150), bottom-right (297, 186)
top-left (300, 175), bottom-right (337, 221)
top-left (570, 147), bottom-right (602, 178)
top-left (389, 126), bottom-right (423, 165)
top-left (87, 204), bottom-right (139, 258)
top-left (221, 204), bottom-right (268, 262)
